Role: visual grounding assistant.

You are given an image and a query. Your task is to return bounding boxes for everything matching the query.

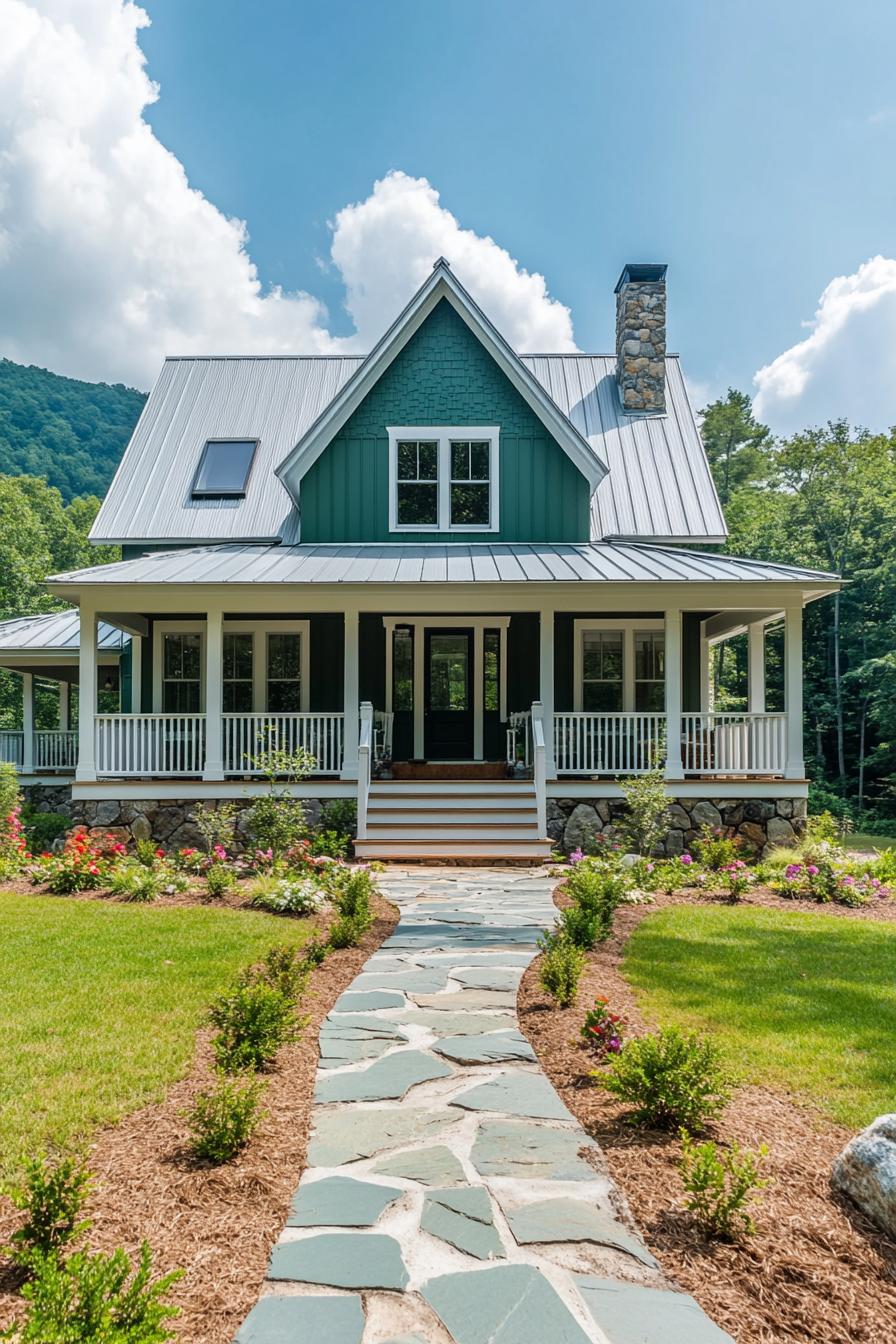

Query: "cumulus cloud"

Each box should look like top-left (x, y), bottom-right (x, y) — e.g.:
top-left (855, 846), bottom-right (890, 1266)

top-left (0, 1), bottom-right (576, 389)
top-left (753, 256), bottom-right (896, 433)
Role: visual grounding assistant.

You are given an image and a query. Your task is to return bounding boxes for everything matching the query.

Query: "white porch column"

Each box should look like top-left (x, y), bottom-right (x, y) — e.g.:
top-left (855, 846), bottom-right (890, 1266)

top-left (784, 604), bottom-right (804, 780)
top-left (341, 607), bottom-right (360, 779)
top-left (21, 673), bottom-right (34, 775)
top-left (58, 679), bottom-right (70, 733)
top-left (748, 621), bottom-right (766, 713)
top-left (699, 620), bottom-right (712, 712)
top-left (203, 608), bottom-right (224, 780)
top-left (538, 607), bottom-right (556, 777)
top-left (75, 602), bottom-right (97, 781)
top-left (130, 634), bottom-right (142, 714)
top-left (664, 608), bottom-right (684, 780)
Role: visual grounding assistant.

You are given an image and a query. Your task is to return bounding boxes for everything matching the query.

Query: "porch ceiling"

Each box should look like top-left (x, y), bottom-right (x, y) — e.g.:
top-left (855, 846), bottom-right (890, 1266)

top-left (47, 541), bottom-right (841, 593)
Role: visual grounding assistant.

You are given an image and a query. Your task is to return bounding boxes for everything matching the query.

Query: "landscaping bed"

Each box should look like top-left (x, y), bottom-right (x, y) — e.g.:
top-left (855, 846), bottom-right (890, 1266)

top-left (519, 887), bottom-right (896, 1344)
top-left (0, 884), bottom-right (397, 1342)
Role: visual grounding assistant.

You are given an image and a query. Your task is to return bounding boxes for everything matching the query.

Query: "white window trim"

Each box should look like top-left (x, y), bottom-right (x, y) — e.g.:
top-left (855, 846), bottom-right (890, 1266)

top-left (573, 618), bottom-right (664, 713)
top-left (387, 426), bottom-right (500, 534)
top-left (153, 620), bottom-right (310, 713)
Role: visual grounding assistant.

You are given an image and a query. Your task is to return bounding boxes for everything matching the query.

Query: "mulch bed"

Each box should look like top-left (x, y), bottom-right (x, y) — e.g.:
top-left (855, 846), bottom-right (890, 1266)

top-left (0, 888), bottom-right (398, 1343)
top-left (518, 886), bottom-right (896, 1343)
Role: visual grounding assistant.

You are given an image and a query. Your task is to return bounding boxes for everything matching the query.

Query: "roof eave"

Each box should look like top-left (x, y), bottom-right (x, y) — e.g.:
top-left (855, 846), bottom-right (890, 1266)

top-left (275, 262), bottom-right (606, 500)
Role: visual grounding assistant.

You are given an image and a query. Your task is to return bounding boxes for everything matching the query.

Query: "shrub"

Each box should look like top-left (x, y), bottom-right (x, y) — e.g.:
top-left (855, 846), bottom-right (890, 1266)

top-left (190, 802), bottom-right (237, 857)
top-left (309, 829), bottom-right (351, 860)
top-left (205, 862), bottom-right (236, 900)
top-left (619, 769), bottom-right (669, 856)
top-left (774, 859), bottom-right (885, 905)
top-left (320, 799), bottom-right (357, 836)
top-left (254, 943), bottom-right (309, 1001)
top-left (693, 825), bottom-right (739, 871)
top-left (30, 829), bottom-right (121, 893)
top-left (6, 1153), bottom-right (92, 1267)
top-left (109, 862), bottom-right (163, 903)
top-left (538, 931), bottom-right (586, 1007)
top-left (249, 875), bottom-right (324, 916)
top-left (644, 853), bottom-right (697, 895)
top-left (209, 980), bottom-right (298, 1072)
top-left (186, 1073), bottom-right (264, 1163)
top-left (869, 846), bottom-right (896, 885)
top-left (333, 868), bottom-right (374, 929)
top-left (580, 996), bottom-right (626, 1056)
top-left (21, 809), bottom-right (67, 856)
top-left (244, 795), bottom-right (307, 859)
top-left (680, 1133), bottom-right (768, 1239)
top-left (557, 902), bottom-right (604, 949)
top-left (565, 859), bottom-right (630, 941)
top-left (301, 934), bottom-right (330, 968)
top-left (0, 758), bottom-right (20, 819)
top-left (328, 914), bottom-right (368, 949)
top-left (8, 1242), bottom-right (182, 1343)
top-left (718, 859), bottom-right (752, 902)
top-left (600, 1027), bottom-right (732, 1131)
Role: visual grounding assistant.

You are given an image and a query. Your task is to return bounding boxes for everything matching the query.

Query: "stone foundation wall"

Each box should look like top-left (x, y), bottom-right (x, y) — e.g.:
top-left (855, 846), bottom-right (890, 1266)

top-left (21, 783), bottom-right (74, 817)
top-left (548, 796), bottom-right (807, 858)
top-left (24, 795), bottom-right (332, 851)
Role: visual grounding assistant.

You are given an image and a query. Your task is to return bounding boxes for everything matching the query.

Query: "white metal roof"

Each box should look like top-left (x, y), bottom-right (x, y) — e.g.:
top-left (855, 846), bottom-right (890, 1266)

top-left (49, 542), bottom-right (838, 590)
top-left (0, 611), bottom-right (127, 653)
top-left (88, 355), bottom-right (725, 548)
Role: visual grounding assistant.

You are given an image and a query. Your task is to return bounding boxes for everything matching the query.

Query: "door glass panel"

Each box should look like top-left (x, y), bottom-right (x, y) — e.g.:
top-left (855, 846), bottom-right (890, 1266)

top-left (162, 633), bottom-right (201, 713)
top-left (393, 628), bottom-right (413, 711)
top-left (429, 635), bottom-right (469, 711)
top-left (267, 633), bottom-right (301, 712)
top-left (484, 629), bottom-right (500, 712)
top-left (223, 632), bottom-right (253, 712)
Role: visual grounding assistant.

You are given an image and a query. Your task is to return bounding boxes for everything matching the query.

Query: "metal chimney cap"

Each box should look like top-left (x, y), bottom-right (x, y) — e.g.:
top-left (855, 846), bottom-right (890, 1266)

top-left (614, 263), bottom-right (667, 293)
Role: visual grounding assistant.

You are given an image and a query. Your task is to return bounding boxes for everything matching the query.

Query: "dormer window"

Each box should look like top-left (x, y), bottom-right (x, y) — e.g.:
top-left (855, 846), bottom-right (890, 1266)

top-left (388, 427), bottom-right (499, 533)
top-left (191, 439), bottom-right (257, 498)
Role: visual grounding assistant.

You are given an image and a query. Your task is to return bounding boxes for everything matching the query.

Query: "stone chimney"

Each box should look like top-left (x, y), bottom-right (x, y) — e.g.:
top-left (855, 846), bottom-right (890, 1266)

top-left (614, 263), bottom-right (667, 413)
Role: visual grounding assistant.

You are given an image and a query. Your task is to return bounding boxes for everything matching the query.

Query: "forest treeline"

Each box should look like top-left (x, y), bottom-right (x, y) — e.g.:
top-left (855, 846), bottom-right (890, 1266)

top-left (0, 357), bottom-right (893, 822)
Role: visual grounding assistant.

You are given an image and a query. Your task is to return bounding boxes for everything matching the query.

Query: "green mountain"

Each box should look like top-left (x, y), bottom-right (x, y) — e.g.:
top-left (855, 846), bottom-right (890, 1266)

top-left (0, 358), bottom-right (146, 501)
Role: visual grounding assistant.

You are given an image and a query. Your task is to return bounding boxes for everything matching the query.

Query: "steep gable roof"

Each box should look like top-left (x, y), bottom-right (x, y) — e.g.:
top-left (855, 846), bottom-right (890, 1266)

top-left (275, 259), bottom-right (607, 500)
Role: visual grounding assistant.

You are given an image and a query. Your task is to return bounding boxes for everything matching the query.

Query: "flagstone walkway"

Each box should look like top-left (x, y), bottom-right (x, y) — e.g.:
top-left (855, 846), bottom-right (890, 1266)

top-left (235, 868), bottom-right (733, 1344)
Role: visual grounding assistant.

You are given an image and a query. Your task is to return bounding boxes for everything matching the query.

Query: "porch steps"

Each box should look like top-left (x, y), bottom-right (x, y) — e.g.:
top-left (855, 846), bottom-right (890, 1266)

top-left (355, 779), bottom-right (553, 863)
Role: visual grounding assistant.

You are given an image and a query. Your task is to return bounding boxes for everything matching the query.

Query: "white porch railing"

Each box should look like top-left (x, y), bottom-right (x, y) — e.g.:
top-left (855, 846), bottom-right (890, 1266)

top-left (0, 730), bottom-right (24, 767)
top-left (96, 714), bottom-right (206, 777)
top-left (34, 731), bottom-right (78, 771)
top-left (554, 713), bottom-right (667, 775)
top-left (681, 712), bottom-right (786, 776)
top-left (223, 712), bottom-right (345, 775)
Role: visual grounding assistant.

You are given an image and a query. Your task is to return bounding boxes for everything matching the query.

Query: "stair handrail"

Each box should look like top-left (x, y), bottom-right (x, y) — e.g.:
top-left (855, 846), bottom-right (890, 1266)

top-left (358, 701), bottom-right (374, 840)
top-left (530, 700), bottom-right (547, 840)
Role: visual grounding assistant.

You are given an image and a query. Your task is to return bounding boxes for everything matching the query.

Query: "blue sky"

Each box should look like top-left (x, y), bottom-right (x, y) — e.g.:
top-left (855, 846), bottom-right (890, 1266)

top-left (138, 0), bottom-right (896, 409)
top-left (3, 1), bottom-right (896, 431)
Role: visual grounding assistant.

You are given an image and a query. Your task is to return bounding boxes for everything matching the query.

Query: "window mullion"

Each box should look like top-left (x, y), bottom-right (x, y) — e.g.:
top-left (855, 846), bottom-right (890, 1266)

top-left (439, 437), bottom-right (450, 530)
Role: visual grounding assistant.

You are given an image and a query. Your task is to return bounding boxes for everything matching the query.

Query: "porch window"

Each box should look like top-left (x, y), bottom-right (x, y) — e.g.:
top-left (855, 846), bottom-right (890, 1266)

top-left (267, 633), bottom-right (302, 712)
top-left (388, 427), bottom-right (499, 532)
top-left (581, 630), bottom-right (623, 711)
top-left (223, 632), bottom-right (253, 712)
top-left (162, 633), bottom-right (201, 712)
top-left (635, 632), bottom-right (665, 711)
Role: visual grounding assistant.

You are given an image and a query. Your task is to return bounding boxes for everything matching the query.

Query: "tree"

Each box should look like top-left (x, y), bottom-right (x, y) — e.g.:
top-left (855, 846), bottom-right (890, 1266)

top-left (699, 389), bottom-right (772, 504)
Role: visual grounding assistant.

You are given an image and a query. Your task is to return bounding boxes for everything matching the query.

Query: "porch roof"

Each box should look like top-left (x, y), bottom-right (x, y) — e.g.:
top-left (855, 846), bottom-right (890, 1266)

top-left (0, 611), bottom-right (128, 654)
top-left (47, 541), bottom-right (840, 591)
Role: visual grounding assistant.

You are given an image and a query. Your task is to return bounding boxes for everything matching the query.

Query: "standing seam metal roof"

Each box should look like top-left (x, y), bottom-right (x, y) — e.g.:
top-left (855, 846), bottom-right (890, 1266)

top-left (88, 354), bottom-right (726, 547)
top-left (0, 611), bottom-right (127, 652)
top-left (48, 542), bottom-right (839, 589)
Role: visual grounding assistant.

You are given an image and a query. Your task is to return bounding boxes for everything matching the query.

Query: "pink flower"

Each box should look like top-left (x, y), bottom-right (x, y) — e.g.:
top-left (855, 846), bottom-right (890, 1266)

top-left (680, 854), bottom-right (693, 865)
top-left (569, 848), bottom-right (585, 864)
top-left (806, 864), bottom-right (819, 876)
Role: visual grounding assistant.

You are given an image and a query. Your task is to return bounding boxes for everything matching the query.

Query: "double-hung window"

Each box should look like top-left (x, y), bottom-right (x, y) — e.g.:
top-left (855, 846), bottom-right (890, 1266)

top-left (388, 427), bottom-right (499, 532)
top-left (575, 621), bottom-right (666, 713)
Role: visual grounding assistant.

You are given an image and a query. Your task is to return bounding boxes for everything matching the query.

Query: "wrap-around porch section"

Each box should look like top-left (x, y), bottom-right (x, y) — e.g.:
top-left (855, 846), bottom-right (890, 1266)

top-left (63, 602), bottom-right (805, 788)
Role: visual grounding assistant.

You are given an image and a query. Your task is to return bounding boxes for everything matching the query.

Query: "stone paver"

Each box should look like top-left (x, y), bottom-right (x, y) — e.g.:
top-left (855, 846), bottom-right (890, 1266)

top-left (235, 867), bottom-right (731, 1343)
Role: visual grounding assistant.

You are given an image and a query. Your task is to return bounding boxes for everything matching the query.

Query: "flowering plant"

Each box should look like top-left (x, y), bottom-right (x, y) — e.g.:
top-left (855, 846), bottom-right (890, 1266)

top-left (581, 996), bottom-right (626, 1056)
top-left (719, 858), bottom-right (752, 901)
top-left (29, 827), bottom-right (122, 893)
top-left (0, 804), bottom-right (30, 875)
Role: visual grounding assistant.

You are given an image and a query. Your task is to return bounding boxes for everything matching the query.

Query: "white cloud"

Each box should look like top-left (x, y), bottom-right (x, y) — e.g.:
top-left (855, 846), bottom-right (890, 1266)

top-left (0, 1), bottom-right (576, 389)
top-left (753, 256), bottom-right (896, 434)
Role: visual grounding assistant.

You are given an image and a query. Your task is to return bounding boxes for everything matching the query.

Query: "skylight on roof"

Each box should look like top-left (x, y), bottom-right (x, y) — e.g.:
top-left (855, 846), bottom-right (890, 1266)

top-left (191, 439), bottom-right (257, 498)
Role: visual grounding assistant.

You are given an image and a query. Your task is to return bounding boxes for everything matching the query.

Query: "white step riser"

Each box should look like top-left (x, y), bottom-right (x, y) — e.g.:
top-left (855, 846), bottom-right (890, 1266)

top-left (367, 810), bottom-right (538, 826)
top-left (369, 782), bottom-right (534, 796)
top-left (365, 827), bottom-right (541, 842)
top-left (355, 843), bottom-right (552, 860)
top-left (366, 797), bottom-right (537, 812)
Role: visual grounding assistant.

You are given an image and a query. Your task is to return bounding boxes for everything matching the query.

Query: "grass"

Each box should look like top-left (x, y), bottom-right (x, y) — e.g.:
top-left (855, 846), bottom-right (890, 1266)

top-left (0, 892), bottom-right (312, 1178)
top-left (848, 832), bottom-right (896, 853)
top-left (622, 904), bottom-right (896, 1128)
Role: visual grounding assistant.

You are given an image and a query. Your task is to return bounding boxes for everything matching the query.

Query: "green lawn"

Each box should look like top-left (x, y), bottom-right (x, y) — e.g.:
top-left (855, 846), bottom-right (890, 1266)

top-left (0, 892), bottom-right (311, 1178)
top-left (622, 905), bottom-right (896, 1128)
top-left (849, 832), bottom-right (896, 852)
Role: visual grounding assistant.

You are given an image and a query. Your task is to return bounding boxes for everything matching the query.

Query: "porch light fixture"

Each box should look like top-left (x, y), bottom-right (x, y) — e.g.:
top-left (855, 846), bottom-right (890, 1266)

top-left (103, 675), bottom-right (114, 692)
top-left (191, 439), bottom-right (258, 498)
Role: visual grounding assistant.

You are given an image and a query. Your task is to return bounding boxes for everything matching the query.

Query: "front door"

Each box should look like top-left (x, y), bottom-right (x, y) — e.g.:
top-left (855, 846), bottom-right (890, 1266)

top-left (424, 628), bottom-right (474, 759)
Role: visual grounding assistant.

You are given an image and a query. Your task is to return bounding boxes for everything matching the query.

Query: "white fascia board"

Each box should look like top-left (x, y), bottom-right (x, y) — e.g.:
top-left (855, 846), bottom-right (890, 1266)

top-left (275, 264), bottom-right (607, 500)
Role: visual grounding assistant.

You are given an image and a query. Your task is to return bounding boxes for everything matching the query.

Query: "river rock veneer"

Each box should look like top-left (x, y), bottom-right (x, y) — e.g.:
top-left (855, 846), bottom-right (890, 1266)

top-left (235, 868), bottom-right (733, 1344)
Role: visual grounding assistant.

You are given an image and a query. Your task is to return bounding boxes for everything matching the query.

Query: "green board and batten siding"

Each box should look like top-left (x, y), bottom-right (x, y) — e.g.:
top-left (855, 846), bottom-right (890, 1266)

top-left (299, 300), bottom-right (590, 544)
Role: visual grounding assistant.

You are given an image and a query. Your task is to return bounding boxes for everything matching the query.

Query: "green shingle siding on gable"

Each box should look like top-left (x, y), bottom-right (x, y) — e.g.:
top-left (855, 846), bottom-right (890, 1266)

top-left (299, 300), bottom-right (590, 543)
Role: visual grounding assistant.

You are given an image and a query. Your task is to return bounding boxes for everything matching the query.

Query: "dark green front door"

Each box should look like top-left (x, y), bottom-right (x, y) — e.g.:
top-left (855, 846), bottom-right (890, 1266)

top-left (424, 628), bottom-right (473, 759)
